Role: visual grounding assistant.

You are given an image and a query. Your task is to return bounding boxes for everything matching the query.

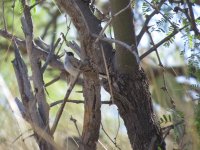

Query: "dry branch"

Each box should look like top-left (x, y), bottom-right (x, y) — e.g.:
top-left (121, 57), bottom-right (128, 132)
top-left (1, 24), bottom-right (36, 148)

top-left (0, 29), bottom-right (65, 71)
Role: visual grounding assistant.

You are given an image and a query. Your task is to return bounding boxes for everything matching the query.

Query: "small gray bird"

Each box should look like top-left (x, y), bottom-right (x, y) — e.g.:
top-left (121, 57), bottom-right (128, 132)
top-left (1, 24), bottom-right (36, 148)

top-left (64, 51), bottom-right (82, 77)
top-left (64, 51), bottom-right (107, 79)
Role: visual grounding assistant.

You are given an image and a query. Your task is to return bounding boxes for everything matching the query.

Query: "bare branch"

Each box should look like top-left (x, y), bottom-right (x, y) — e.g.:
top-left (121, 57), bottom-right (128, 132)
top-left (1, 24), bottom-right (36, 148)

top-left (146, 28), bottom-right (163, 67)
top-left (41, 37), bottom-right (61, 73)
top-left (29, 0), bottom-right (43, 10)
top-left (50, 99), bottom-right (112, 107)
top-left (44, 76), bottom-right (61, 88)
top-left (161, 120), bottom-right (184, 145)
top-left (56, 19), bottom-right (72, 55)
top-left (61, 33), bottom-right (82, 58)
top-left (93, 34), bottom-right (140, 63)
top-left (20, 1), bottom-right (57, 148)
top-left (186, 0), bottom-right (200, 35)
top-left (114, 113), bottom-right (120, 144)
top-left (21, 2), bottom-right (50, 125)
top-left (51, 70), bottom-right (81, 135)
top-left (137, 0), bottom-right (165, 45)
top-left (101, 123), bottom-right (121, 150)
top-left (2, 0), bottom-right (7, 31)
top-left (12, 129), bottom-right (33, 144)
top-left (144, 0), bottom-right (177, 29)
top-left (70, 116), bottom-right (81, 137)
top-left (41, 10), bottom-right (60, 39)
top-left (93, 34), bottom-right (132, 52)
top-left (95, 0), bottom-right (132, 43)
top-left (0, 29), bottom-right (65, 71)
top-left (12, 39), bottom-right (59, 148)
top-left (161, 72), bottom-right (176, 109)
top-left (140, 25), bottom-right (188, 60)
top-left (100, 44), bottom-right (114, 104)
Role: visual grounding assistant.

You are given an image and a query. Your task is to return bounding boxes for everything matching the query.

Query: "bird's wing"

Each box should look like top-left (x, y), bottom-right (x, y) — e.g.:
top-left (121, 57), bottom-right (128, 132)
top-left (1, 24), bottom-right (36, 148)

top-left (69, 57), bottom-right (81, 69)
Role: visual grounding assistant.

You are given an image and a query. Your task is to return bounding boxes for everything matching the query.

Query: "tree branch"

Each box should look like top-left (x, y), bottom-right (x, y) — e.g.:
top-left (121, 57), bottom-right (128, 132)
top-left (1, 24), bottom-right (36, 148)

top-left (137, 0), bottom-right (165, 45)
top-left (50, 99), bottom-right (112, 107)
top-left (51, 70), bottom-right (81, 135)
top-left (140, 25), bottom-right (188, 60)
top-left (55, 1), bottom-right (103, 149)
top-left (0, 29), bottom-right (65, 71)
top-left (186, 0), bottom-right (200, 35)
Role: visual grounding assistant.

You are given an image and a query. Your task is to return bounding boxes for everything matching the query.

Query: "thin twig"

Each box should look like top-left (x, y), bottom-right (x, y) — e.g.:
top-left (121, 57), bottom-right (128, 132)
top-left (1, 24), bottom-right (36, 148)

top-left (140, 24), bottom-right (188, 60)
top-left (161, 72), bottom-right (176, 109)
top-left (160, 119), bottom-right (184, 147)
top-left (146, 29), bottom-right (163, 67)
top-left (93, 34), bottom-right (139, 63)
top-left (70, 116), bottom-right (81, 137)
top-left (50, 100), bottom-right (112, 107)
top-left (137, 0), bottom-right (165, 45)
top-left (161, 120), bottom-right (184, 131)
top-left (67, 41), bottom-right (82, 58)
top-left (186, 0), bottom-right (200, 35)
top-left (29, 1), bottom-right (41, 10)
top-left (95, 0), bottom-right (132, 43)
top-left (56, 19), bottom-right (72, 56)
top-left (50, 70), bottom-right (81, 135)
top-left (0, 29), bottom-right (65, 70)
top-left (61, 31), bottom-right (82, 58)
top-left (144, 0), bottom-right (177, 29)
top-left (98, 140), bottom-right (108, 150)
top-left (44, 76), bottom-right (61, 88)
top-left (100, 44), bottom-right (114, 104)
top-left (41, 10), bottom-right (60, 39)
top-left (101, 123), bottom-right (121, 150)
top-left (4, 0), bottom-right (16, 61)
top-left (114, 112), bottom-right (120, 143)
top-left (93, 34), bottom-right (132, 52)
top-left (42, 37), bottom-right (61, 73)
top-left (2, 0), bottom-right (7, 32)
top-left (11, 0), bottom-right (16, 34)
top-left (12, 129), bottom-right (33, 144)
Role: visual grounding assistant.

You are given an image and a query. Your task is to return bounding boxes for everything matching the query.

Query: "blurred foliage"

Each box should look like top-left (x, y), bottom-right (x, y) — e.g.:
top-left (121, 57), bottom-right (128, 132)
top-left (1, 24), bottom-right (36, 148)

top-left (195, 102), bottom-right (200, 137)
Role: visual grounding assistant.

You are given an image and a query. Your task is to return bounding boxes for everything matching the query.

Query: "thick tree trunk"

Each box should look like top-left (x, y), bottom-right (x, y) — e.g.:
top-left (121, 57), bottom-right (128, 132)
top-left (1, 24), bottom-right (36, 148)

top-left (104, 69), bottom-right (165, 149)
top-left (109, 0), bottom-right (166, 149)
top-left (81, 71), bottom-right (101, 150)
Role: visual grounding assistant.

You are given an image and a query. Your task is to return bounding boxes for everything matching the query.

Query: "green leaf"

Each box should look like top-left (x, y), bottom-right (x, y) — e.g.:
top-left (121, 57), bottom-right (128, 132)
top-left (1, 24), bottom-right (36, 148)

top-left (168, 115), bottom-right (172, 122)
top-left (163, 114), bottom-right (168, 123)
top-left (31, 0), bottom-right (37, 13)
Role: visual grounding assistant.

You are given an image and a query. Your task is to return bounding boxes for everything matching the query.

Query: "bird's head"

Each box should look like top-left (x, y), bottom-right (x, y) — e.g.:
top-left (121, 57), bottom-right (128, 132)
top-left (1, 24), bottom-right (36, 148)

top-left (65, 51), bottom-right (74, 57)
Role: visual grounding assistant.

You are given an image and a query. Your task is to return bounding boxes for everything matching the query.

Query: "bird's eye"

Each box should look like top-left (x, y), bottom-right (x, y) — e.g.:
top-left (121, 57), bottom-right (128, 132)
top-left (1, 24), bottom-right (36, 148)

top-left (67, 52), bottom-right (74, 56)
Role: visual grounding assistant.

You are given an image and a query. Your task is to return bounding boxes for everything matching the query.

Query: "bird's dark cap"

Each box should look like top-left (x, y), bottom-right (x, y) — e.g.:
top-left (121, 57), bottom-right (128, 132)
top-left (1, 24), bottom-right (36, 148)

top-left (66, 51), bottom-right (74, 56)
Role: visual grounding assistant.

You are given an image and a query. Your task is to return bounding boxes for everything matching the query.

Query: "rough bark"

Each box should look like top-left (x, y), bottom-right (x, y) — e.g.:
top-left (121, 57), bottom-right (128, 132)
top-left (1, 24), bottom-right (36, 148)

top-left (12, 40), bottom-right (59, 150)
top-left (104, 70), bottom-right (165, 149)
top-left (20, 2), bottom-right (55, 149)
top-left (109, 0), bottom-right (165, 149)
